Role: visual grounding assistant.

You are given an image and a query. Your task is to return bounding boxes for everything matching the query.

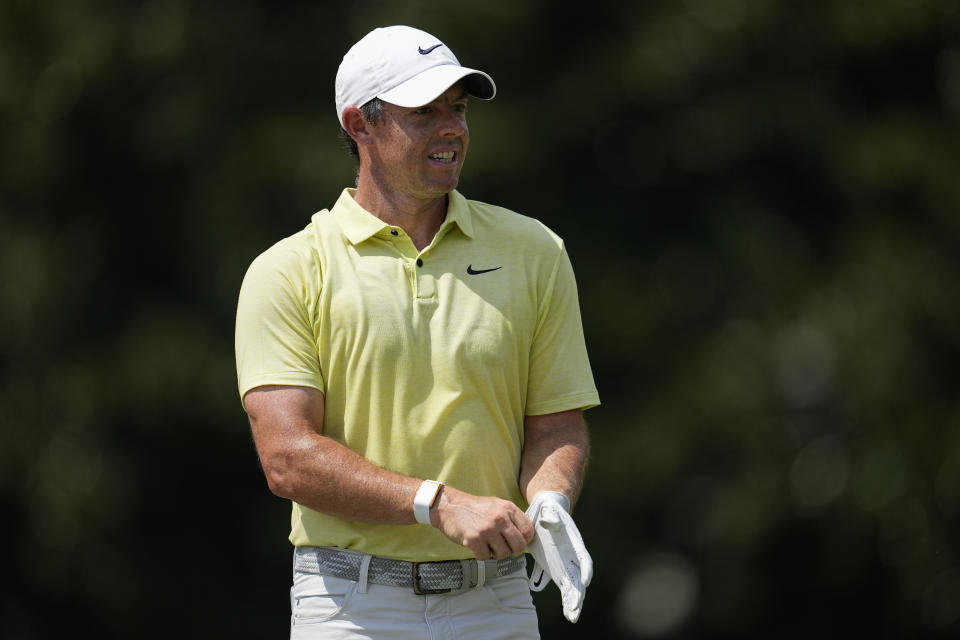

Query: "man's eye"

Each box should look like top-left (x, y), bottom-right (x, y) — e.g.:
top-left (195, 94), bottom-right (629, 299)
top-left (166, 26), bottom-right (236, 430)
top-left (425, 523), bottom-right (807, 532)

top-left (414, 107), bottom-right (431, 114)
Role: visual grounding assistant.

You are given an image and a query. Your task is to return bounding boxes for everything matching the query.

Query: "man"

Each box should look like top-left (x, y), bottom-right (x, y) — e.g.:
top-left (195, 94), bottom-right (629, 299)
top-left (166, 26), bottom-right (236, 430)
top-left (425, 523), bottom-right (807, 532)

top-left (235, 25), bottom-right (599, 639)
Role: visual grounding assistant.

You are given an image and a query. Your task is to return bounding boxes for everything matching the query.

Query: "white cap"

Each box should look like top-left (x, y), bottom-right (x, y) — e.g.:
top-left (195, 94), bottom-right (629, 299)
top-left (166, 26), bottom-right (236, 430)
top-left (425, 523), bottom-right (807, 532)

top-left (335, 25), bottom-right (496, 129)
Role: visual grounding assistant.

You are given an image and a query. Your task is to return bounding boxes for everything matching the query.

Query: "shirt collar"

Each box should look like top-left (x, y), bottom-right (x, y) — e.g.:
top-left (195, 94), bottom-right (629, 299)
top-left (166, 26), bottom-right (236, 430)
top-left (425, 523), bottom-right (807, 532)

top-left (330, 188), bottom-right (474, 245)
top-left (445, 189), bottom-right (474, 238)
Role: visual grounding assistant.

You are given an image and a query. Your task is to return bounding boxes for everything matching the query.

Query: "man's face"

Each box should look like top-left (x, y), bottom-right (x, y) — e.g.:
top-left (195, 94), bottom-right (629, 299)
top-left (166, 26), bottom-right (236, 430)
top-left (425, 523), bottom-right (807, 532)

top-left (364, 82), bottom-right (470, 201)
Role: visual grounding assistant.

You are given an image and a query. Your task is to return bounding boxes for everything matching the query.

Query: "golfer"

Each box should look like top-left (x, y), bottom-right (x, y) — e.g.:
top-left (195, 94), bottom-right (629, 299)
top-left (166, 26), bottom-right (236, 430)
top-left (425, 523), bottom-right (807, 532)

top-left (235, 25), bottom-right (599, 639)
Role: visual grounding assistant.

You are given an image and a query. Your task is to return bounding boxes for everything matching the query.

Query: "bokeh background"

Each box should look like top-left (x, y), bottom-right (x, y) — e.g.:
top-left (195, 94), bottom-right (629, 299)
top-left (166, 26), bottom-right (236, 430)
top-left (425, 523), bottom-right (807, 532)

top-left (3, 0), bottom-right (960, 637)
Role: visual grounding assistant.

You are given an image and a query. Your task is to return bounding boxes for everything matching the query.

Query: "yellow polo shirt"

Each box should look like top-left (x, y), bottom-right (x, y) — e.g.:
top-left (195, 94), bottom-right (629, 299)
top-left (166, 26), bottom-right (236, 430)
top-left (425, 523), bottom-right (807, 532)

top-left (235, 188), bottom-right (599, 561)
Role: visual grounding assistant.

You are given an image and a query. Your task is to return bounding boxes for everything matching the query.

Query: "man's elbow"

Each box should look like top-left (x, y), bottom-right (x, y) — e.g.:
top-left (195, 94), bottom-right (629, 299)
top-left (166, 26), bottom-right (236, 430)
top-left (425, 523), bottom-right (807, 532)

top-left (260, 450), bottom-right (303, 500)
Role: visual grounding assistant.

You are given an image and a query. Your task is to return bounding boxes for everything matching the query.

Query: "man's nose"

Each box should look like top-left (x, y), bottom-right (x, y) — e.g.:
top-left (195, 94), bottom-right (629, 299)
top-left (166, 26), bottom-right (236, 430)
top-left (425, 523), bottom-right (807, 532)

top-left (438, 108), bottom-right (467, 136)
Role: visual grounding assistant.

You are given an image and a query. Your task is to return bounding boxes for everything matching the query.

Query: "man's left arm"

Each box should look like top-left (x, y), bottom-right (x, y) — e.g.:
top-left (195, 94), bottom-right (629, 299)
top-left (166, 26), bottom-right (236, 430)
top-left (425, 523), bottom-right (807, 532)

top-left (519, 243), bottom-right (597, 622)
top-left (519, 408), bottom-right (589, 508)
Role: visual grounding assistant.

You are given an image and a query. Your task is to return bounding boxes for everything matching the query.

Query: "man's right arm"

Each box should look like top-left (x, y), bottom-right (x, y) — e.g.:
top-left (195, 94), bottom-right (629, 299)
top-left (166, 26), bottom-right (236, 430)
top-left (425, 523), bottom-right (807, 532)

top-left (244, 384), bottom-right (533, 560)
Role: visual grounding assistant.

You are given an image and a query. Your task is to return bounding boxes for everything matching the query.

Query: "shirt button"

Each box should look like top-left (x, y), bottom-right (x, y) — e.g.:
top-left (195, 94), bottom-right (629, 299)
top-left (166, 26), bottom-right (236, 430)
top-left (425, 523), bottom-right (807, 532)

top-left (416, 258), bottom-right (423, 267)
top-left (390, 229), bottom-right (399, 236)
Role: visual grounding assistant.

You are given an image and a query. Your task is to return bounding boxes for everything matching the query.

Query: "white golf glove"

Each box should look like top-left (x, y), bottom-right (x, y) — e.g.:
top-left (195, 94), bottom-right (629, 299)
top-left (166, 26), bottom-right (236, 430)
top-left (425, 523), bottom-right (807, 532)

top-left (525, 491), bottom-right (593, 623)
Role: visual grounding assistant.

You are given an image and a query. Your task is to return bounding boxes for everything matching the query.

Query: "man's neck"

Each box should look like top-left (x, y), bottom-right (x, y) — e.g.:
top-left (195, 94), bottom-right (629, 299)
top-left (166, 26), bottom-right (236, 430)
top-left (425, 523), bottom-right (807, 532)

top-left (353, 183), bottom-right (449, 252)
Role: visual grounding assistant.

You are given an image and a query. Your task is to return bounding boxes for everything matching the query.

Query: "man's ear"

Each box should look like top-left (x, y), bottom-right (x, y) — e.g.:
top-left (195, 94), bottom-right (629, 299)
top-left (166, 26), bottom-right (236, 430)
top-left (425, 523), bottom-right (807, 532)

top-left (342, 107), bottom-right (374, 147)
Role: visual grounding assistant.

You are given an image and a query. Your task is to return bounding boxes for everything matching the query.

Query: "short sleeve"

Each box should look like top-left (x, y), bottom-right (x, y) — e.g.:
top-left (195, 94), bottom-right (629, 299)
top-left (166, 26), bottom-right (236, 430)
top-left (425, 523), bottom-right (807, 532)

top-left (235, 241), bottom-right (325, 409)
top-left (525, 244), bottom-right (600, 415)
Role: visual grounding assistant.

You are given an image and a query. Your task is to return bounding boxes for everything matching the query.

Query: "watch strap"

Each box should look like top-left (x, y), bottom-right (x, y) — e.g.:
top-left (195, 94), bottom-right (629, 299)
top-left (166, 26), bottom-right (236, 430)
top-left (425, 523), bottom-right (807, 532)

top-left (414, 480), bottom-right (445, 525)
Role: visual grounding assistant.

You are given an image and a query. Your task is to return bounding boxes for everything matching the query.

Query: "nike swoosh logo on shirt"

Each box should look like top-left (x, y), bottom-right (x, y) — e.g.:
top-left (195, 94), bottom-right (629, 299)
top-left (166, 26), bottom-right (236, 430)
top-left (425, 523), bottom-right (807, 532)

top-left (418, 44), bottom-right (443, 55)
top-left (467, 265), bottom-right (502, 275)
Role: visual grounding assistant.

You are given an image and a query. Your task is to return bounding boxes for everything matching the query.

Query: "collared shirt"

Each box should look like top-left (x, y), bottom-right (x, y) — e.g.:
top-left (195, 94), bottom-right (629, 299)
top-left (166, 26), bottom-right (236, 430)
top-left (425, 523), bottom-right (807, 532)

top-left (235, 188), bottom-right (599, 561)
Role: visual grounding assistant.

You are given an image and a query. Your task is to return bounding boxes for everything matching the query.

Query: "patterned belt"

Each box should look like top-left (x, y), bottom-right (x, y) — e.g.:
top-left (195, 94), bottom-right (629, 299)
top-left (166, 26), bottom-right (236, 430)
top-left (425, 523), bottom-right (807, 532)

top-left (294, 546), bottom-right (528, 595)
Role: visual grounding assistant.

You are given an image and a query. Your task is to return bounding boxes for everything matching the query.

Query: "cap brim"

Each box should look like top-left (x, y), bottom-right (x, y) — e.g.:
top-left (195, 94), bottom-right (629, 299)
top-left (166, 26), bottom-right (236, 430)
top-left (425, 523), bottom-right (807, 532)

top-left (378, 65), bottom-right (496, 108)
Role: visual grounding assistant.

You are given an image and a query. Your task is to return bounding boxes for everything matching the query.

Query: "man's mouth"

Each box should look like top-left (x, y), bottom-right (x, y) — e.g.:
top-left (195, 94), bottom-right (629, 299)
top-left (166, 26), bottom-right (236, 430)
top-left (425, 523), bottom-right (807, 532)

top-left (429, 150), bottom-right (456, 163)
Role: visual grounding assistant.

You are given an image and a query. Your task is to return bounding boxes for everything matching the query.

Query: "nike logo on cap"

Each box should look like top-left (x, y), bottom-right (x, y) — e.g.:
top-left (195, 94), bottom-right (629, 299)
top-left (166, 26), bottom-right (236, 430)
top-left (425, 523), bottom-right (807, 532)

top-left (418, 44), bottom-right (443, 55)
top-left (467, 265), bottom-right (501, 275)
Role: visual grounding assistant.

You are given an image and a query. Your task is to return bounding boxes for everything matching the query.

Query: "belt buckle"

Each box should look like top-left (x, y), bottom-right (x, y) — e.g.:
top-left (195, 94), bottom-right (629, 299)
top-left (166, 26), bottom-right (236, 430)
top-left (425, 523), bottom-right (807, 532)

top-left (411, 561), bottom-right (453, 595)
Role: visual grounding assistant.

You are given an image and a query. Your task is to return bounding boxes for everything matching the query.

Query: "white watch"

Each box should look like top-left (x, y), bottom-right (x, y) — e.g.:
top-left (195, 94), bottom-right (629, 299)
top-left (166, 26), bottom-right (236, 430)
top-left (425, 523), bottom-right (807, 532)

top-left (414, 480), bottom-right (445, 525)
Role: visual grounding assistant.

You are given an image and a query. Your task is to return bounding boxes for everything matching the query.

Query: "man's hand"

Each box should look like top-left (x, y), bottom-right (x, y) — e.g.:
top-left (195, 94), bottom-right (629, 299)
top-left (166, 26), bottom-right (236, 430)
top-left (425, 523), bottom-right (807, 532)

top-left (432, 485), bottom-right (535, 560)
top-left (525, 491), bottom-right (593, 623)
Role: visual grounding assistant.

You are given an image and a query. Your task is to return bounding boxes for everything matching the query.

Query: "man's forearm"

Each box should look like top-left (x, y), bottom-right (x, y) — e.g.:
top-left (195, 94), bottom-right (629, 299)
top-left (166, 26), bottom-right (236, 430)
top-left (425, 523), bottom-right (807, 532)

top-left (519, 409), bottom-right (590, 508)
top-left (263, 427), bottom-right (423, 524)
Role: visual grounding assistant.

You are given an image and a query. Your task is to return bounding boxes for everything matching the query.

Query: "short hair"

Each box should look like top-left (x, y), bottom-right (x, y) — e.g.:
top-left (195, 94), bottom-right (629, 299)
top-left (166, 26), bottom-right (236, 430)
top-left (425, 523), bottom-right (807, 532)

top-left (338, 98), bottom-right (385, 161)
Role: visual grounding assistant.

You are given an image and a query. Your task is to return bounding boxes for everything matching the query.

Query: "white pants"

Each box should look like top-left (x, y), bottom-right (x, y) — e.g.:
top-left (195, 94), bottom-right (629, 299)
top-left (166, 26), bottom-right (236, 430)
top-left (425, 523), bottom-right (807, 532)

top-left (289, 562), bottom-right (540, 639)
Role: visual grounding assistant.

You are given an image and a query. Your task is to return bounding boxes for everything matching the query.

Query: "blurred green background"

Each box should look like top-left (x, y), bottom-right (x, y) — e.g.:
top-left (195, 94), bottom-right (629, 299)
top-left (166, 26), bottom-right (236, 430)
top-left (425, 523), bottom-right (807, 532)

top-left (3, 0), bottom-right (960, 637)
